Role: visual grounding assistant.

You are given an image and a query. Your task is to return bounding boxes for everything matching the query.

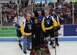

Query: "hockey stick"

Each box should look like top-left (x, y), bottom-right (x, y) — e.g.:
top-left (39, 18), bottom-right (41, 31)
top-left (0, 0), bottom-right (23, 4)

top-left (54, 37), bottom-right (57, 55)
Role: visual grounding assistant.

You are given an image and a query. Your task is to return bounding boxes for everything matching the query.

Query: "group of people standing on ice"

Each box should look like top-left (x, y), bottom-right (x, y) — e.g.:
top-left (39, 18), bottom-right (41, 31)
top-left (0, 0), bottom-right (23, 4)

top-left (13, 10), bottom-right (61, 55)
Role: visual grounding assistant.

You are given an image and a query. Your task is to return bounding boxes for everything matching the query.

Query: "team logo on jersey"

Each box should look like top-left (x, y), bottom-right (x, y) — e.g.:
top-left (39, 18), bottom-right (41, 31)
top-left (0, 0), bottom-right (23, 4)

top-left (28, 24), bottom-right (32, 30)
top-left (46, 20), bottom-right (50, 24)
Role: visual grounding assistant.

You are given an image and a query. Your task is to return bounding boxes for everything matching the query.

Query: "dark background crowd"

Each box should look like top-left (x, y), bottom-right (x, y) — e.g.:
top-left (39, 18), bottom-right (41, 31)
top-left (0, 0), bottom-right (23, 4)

top-left (0, 0), bottom-right (77, 26)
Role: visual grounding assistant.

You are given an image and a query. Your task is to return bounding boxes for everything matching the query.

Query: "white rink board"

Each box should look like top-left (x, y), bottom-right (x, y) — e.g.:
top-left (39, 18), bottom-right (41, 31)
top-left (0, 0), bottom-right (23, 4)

top-left (58, 25), bottom-right (64, 37)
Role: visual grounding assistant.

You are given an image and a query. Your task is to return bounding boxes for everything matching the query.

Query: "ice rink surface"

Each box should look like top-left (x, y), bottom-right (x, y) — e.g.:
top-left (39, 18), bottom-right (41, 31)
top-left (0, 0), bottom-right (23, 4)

top-left (0, 41), bottom-right (77, 55)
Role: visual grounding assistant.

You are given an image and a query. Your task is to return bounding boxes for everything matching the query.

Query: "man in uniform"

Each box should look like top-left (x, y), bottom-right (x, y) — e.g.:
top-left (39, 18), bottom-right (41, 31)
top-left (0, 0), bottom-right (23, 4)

top-left (20, 14), bottom-right (32, 55)
top-left (41, 10), bottom-right (57, 48)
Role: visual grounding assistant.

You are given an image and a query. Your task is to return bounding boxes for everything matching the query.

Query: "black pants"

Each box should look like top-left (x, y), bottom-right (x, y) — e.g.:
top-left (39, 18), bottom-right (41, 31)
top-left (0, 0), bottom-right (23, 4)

top-left (50, 30), bottom-right (59, 45)
top-left (32, 32), bottom-right (44, 48)
top-left (16, 29), bottom-right (22, 37)
top-left (44, 29), bottom-right (54, 38)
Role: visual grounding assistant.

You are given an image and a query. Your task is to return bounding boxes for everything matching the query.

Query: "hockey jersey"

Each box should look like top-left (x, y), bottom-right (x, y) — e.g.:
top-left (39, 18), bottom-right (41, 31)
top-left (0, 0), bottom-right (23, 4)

top-left (41, 15), bottom-right (57, 31)
top-left (20, 20), bottom-right (32, 36)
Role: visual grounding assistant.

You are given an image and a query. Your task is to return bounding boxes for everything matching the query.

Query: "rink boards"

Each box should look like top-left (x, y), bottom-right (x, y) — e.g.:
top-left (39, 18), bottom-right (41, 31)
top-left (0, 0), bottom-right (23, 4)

top-left (0, 37), bottom-right (77, 41)
top-left (0, 25), bottom-right (77, 41)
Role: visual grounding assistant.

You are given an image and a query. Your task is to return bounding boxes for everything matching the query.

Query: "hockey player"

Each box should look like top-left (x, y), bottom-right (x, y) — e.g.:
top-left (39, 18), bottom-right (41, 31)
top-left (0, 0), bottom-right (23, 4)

top-left (50, 11), bottom-right (61, 46)
top-left (41, 10), bottom-right (57, 48)
top-left (20, 14), bottom-right (32, 54)
top-left (13, 12), bottom-right (25, 49)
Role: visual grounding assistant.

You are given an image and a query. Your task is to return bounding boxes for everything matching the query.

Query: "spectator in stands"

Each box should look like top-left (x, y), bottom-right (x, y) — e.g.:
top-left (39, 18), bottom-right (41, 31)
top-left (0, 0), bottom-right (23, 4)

top-left (31, 13), bottom-right (37, 23)
top-left (37, 10), bottom-right (44, 21)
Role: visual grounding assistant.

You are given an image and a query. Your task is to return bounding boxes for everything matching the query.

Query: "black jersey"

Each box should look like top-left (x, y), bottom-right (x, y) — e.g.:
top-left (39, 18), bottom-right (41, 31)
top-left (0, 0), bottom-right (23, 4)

top-left (32, 22), bottom-right (42, 35)
top-left (44, 16), bottom-right (53, 28)
top-left (24, 20), bottom-right (32, 33)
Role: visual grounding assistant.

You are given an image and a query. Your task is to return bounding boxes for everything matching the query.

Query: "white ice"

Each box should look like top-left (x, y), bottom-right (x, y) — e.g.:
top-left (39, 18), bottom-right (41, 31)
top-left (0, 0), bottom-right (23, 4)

top-left (0, 41), bottom-right (77, 55)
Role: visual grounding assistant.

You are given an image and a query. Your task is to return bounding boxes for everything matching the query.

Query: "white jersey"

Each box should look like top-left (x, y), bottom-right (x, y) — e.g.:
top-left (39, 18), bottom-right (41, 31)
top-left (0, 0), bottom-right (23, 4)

top-left (13, 16), bottom-right (25, 26)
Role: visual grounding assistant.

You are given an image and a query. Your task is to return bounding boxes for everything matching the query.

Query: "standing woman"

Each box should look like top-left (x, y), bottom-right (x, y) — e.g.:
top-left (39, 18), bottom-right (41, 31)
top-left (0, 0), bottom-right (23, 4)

top-left (31, 18), bottom-right (51, 55)
top-left (32, 18), bottom-right (44, 49)
top-left (20, 14), bottom-right (32, 55)
top-left (31, 18), bottom-right (48, 55)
